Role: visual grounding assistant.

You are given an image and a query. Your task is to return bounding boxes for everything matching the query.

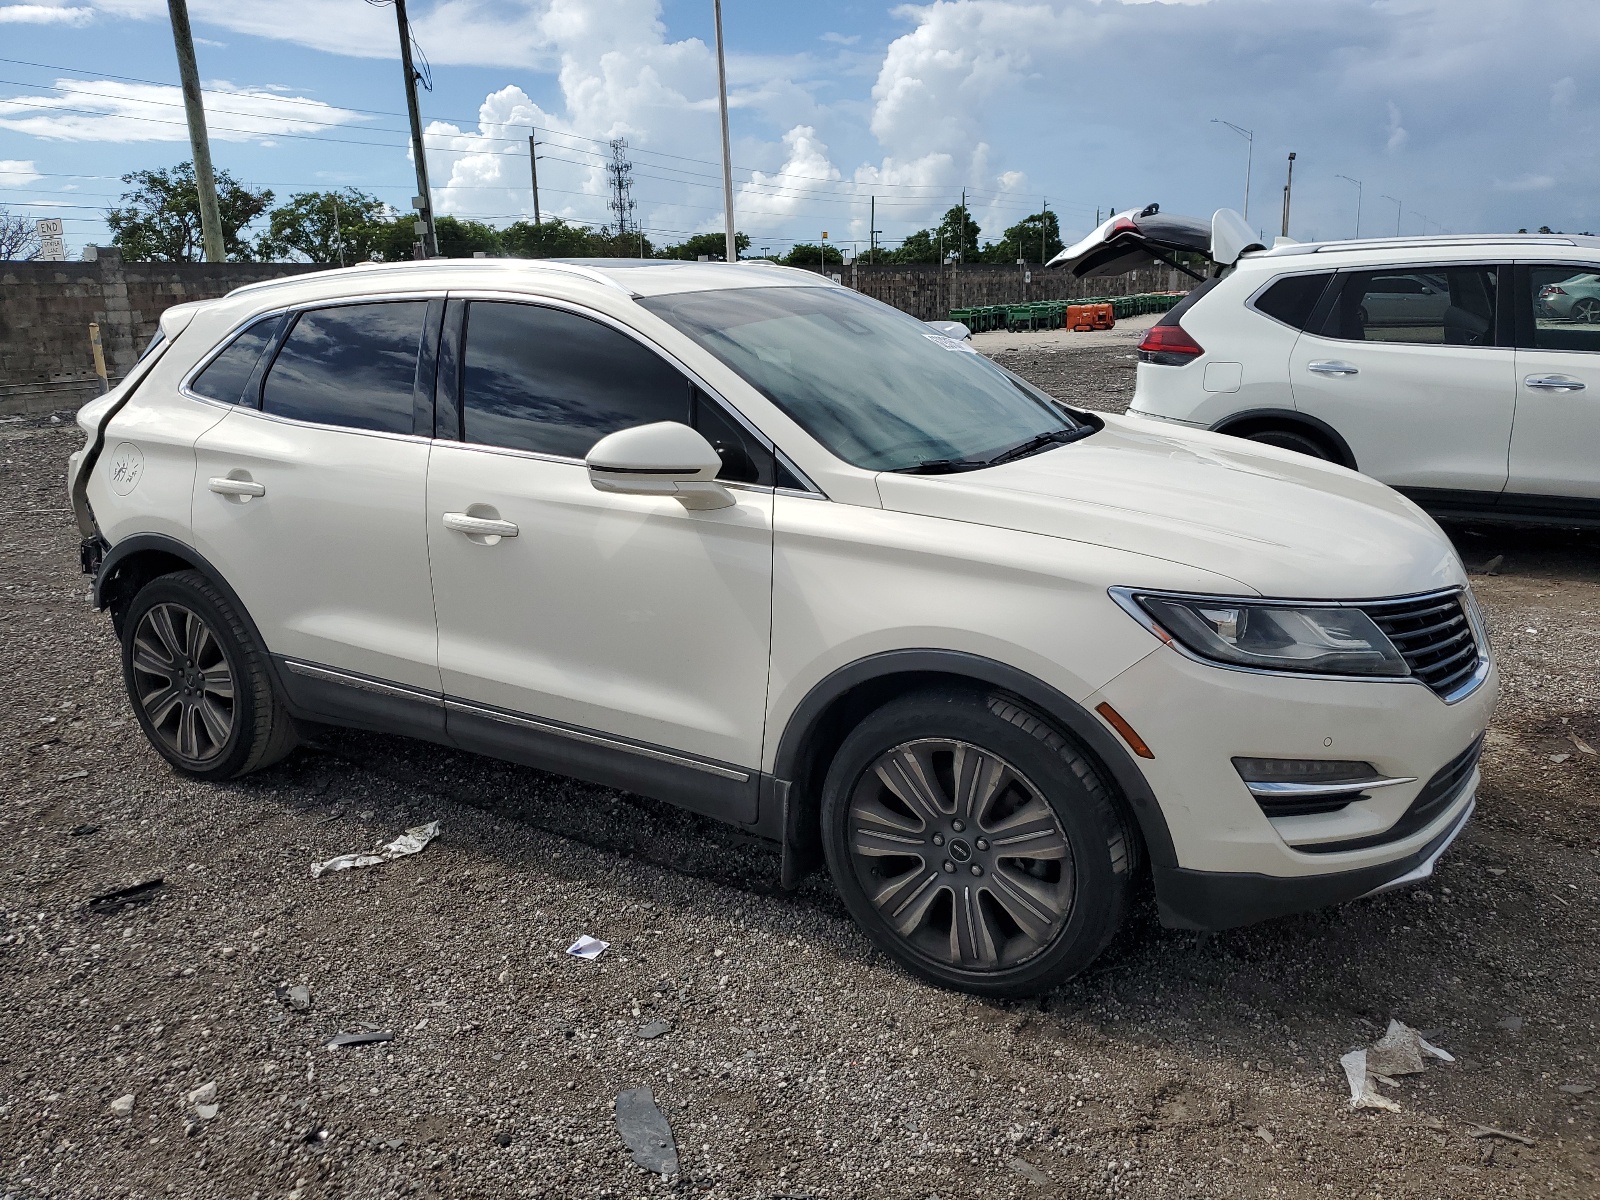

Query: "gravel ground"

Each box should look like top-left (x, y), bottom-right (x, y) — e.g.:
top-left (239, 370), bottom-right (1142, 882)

top-left (2, 366), bottom-right (1597, 1200)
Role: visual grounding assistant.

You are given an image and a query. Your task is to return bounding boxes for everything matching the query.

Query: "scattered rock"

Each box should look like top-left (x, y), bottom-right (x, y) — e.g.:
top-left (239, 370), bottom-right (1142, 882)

top-left (1009, 1156), bottom-right (1049, 1185)
top-left (195, 1103), bottom-right (219, 1121)
top-left (70, 824), bottom-right (101, 837)
top-left (326, 1030), bottom-right (394, 1049)
top-left (495, 1131), bottom-right (514, 1147)
top-left (615, 1086), bottom-right (678, 1175)
top-left (636, 1019), bottom-right (673, 1040)
top-left (1496, 1015), bottom-right (1524, 1034)
top-left (1467, 1124), bottom-right (1535, 1146)
top-left (108, 1093), bottom-right (135, 1117)
top-left (285, 984), bottom-right (312, 1012)
top-left (187, 1082), bottom-right (217, 1106)
top-left (1558, 1083), bottom-right (1595, 1095)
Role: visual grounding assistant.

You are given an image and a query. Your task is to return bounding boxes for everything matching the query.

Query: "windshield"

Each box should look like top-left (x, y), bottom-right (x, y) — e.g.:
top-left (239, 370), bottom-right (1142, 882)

top-left (637, 285), bottom-right (1077, 471)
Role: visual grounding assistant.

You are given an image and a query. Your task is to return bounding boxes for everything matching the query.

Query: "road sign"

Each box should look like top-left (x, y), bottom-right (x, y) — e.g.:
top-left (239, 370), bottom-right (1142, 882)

top-left (35, 217), bottom-right (63, 237)
top-left (39, 236), bottom-right (66, 262)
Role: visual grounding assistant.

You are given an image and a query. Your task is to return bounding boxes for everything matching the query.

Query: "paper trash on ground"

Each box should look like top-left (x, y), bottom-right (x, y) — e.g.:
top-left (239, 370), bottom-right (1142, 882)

top-left (567, 934), bottom-right (609, 960)
top-left (1341, 1019), bottom-right (1454, 1111)
top-left (310, 821), bottom-right (440, 878)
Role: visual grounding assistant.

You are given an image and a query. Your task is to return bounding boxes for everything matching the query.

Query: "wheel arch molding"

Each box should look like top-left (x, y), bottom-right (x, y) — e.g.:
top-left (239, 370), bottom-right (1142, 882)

top-left (1209, 408), bottom-right (1357, 470)
top-left (769, 649), bottom-right (1178, 888)
top-left (96, 533), bottom-right (270, 653)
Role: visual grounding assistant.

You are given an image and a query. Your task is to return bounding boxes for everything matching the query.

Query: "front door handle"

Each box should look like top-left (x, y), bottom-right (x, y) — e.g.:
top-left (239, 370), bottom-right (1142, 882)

top-left (442, 512), bottom-right (519, 539)
top-left (1524, 374), bottom-right (1586, 392)
top-left (208, 476), bottom-right (265, 497)
top-left (1307, 360), bottom-right (1359, 376)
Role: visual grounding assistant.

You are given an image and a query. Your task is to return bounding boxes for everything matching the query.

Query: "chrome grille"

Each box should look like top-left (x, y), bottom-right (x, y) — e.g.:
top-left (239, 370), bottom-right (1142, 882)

top-left (1361, 592), bottom-right (1481, 697)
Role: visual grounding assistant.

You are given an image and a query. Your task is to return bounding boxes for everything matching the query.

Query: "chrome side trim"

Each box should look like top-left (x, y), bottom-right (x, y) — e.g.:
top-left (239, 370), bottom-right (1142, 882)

top-left (442, 698), bottom-right (752, 782)
top-left (1107, 584), bottom-right (1492, 703)
top-left (1359, 795), bottom-right (1475, 898)
top-left (1246, 776), bottom-right (1416, 800)
top-left (281, 658), bottom-right (442, 703)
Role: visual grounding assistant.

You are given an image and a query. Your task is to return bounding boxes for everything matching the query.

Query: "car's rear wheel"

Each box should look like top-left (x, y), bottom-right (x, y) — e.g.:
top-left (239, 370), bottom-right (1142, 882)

top-left (1574, 297), bottom-right (1600, 324)
top-left (1243, 426), bottom-right (1334, 461)
top-left (121, 570), bottom-right (297, 780)
top-left (820, 688), bottom-right (1138, 996)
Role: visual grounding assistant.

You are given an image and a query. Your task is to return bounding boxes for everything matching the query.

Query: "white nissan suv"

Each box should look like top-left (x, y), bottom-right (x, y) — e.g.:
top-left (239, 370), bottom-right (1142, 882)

top-left (1052, 207), bottom-right (1600, 527)
top-left (68, 258), bottom-right (1495, 996)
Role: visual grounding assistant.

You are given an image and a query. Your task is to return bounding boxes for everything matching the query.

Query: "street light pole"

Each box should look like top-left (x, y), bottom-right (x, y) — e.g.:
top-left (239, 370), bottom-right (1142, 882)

top-left (1211, 118), bottom-right (1253, 222)
top-left (1336, 174), bottom-right (1363, 238)
top-left (1381, 195), bottom-right (1402, 237)
top-left (166, 0), bottom-right (225, 262)
top-left (1280, 152), bottom-right (1296, 238)
top-left (713, 0), bottom-right (737, 263)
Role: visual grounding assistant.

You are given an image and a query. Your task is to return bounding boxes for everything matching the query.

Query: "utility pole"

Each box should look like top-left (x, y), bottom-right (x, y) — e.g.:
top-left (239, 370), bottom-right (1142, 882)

top-left (713, 0), bottom-right (737, 263)
top-left (1040, 196), bottom-right (1047, 262)
top-left (1336, 174), bottom-right (1363, 238)
top-left (1280, 152), bottom-right (1295, 238)
top-left (958, 187), bottom-right (966, 263)
top-left (528, 135), bottom-right (541, 225)
top-left (331, 191), bottom-right (345, 266)
top-left (166, 0), bottom-right (224, 263)
top-left (393, 0), bottom-right (436, 258)
top-left (869, 195), bottom-right (876, 263)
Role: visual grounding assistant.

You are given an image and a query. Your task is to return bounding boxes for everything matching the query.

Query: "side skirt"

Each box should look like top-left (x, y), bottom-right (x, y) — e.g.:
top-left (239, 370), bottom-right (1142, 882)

top-left (1399, 486), bottom-right (1600, 529)
top-left (274, 657), bottom-right (760, 827)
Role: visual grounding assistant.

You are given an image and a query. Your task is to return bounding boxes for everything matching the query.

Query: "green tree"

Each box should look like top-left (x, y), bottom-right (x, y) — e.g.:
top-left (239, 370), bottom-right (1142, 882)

top-left (981, 209), bottom-right (1063, 264)
top-left (783, 242), bottom-right (844, 267)
top-left (655, 230), bottom-right (750, 261)
top-left (370, 213), bottom-right (506, 260)
top-left (105, 162), bottom-right (272, 262)
top-left (502, 217), bottom-right (606, 258)
top-left (936, 204), bottom-right (982, 263)
top-left (888, 228), bottom-right (939, 263)
top-left (257, 188), bottom-right (393, 264)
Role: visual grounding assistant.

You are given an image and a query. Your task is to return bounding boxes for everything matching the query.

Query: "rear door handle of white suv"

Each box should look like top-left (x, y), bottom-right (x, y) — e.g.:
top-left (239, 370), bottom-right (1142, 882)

top-left (1524, 374), bottom-right (1586, 392)
top-left (442, 512), bottom-right (519, 538)
top-left (208, 477), bottom-right (265, 497)
top-left (1307, 360), bottom-right (1359, 376)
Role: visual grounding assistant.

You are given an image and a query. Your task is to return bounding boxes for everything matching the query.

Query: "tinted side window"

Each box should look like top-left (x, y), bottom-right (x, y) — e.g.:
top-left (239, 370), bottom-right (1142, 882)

top-left (1531, 265), bottom-right (1600, 352)
top-left (1324, 267), bottom-right (1498, 347)
top-left (261, 302), bottom-right (427, 433)
top-left (189, 314), bottom-right (285, 405)
top-left (461, 301), bottom-right (688, 458)
top-left (1251, 272), bottom-right (1333, 330)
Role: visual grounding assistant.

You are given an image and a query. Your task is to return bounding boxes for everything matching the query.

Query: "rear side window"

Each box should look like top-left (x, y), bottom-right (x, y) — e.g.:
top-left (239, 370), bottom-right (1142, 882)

top-left (1322, 267), bottom-right (1499, 347)
top-left (189, 314), bottom-right (285, 405)
top-left (461, 301), bottom-right (688, 458)
top-left (1251, 272), bottom-right (1333, 330)
top-left (261, 302), bottom-right (428, 434)
top-left (1530, 265), bottom-right (1600, 352)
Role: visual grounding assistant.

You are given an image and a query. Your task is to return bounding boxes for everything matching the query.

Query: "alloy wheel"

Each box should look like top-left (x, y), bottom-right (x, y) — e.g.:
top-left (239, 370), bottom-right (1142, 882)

top-left (129, 601), bottom-right (236, 764)
top-left (845, 738), bottom-right (1075, 970)
top-left (1574, 297), bottom-right (1600, 324)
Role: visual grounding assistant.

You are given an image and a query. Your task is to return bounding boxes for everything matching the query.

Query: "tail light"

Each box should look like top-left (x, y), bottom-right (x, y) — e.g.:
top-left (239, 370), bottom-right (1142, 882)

top-left (1542, 285), bottom-right (1566, 296)
top-left (1138, 323), bottom-right (1205, 366)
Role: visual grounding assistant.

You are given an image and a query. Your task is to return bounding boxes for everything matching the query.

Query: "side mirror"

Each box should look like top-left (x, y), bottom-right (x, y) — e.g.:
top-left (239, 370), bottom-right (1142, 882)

top-left (586, 421), bottom-right (735, 511)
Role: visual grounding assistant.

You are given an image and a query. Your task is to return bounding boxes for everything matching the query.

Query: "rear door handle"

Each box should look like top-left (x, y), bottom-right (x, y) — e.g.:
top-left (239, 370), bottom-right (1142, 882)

top-left (1524, 374), bottom-right (1586, 392)
top-left (442, 512), bottom-right (519, 538)
top-left (1307, 360), bottom-right (1359, 376)
top-left (208, 477), bottom-right (265, 497)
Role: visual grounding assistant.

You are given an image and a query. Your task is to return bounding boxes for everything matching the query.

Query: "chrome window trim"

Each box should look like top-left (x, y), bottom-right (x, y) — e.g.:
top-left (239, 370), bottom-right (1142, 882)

top-left (1108, 585), bottom-right (1492, 703)
top-left (447, 288), bottom-right (829, 497)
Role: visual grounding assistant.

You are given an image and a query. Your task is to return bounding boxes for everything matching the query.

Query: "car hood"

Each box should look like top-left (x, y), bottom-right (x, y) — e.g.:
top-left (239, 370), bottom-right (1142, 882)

top-left (874, 414), bottom-right (1467, 599)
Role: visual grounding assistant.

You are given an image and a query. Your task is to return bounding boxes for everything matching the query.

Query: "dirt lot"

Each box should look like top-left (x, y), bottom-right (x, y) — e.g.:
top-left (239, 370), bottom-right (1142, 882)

top-left (2, 337), bottom-right (1597, 1200)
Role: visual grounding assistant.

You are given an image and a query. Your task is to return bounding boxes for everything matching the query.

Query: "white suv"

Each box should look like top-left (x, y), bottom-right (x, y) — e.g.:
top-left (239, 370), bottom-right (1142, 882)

top-left (68, 258), bottom-right (1495, 996)
top-left (1062, 209), bottom-right (1600, 526)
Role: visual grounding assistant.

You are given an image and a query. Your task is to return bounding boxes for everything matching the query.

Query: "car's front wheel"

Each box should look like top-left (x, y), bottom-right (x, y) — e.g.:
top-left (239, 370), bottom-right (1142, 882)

top-left (820, 689), bottom-right (1139, 996)
top-left (1244, 427), bottom-right (1334, 461)
top-left (121, 570), bottom-right (298, 780)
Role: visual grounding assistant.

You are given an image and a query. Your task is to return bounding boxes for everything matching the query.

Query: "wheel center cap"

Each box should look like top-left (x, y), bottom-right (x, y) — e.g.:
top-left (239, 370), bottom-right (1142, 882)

top-left (947, 838), bottom-right (972, 863)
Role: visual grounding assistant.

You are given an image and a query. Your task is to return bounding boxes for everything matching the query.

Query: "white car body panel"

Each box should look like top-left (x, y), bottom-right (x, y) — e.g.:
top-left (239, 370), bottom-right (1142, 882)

top-left (1509, 345), bottom-right (1600, 498)
top-left (427, 441), bottom-right (774, 769)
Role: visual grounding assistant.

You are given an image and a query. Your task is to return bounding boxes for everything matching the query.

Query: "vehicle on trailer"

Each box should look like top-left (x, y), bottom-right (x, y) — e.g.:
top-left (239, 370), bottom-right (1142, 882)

top-left (1051, 207), bottom-right (1600, 527)
top-left (70, 257), bottom-right (1493, 996)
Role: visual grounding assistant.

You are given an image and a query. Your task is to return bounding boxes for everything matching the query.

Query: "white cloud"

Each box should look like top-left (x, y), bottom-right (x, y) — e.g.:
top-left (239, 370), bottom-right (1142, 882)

top-left (737, 125), bottom-right (843, 234)
top-left (0, 158), bottom-right (42, 186)
top-left (0, 78), bottom-right (368, 144)
top-left (821, 32), bottom-right (860, 46)
top-left (0, 4), bottom-right (92, 23)
top-left (426, 86), bottom-right (578, 223)
top-left (1384, 101), bottom-right (1408, 154)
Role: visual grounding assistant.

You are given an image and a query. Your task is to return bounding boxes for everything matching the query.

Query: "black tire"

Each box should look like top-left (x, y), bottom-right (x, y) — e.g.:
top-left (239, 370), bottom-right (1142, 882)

top-left (820, 688), bottom-right (1139, 997)
top-left (1244, 426), bottom-right (1334, 461)
top-left (120, 570), bottom-right (298, 780)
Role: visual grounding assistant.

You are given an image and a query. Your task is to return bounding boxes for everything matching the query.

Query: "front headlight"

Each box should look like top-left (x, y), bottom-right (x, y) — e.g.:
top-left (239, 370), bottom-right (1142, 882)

top-left (1116, 590), bottom-right (1409, 677)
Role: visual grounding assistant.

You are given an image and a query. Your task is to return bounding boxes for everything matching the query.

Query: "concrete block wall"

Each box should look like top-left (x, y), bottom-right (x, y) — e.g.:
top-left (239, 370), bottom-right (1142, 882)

top-left (838, 262), bottom-right (1190, 321)
top-left (0, 251), bottom-right (319, 415)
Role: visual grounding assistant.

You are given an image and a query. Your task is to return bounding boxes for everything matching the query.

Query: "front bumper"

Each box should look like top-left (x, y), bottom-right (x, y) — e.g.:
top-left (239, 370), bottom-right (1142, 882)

top-left (1152, 793), bottom-right (1474, 931)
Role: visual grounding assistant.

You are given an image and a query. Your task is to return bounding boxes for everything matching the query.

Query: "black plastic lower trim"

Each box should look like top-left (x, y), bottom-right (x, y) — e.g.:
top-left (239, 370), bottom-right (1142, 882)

top-left (1152, 801), bottom-right (1473, 932)
top-left (1399, 486), bottom-right (1600, 529)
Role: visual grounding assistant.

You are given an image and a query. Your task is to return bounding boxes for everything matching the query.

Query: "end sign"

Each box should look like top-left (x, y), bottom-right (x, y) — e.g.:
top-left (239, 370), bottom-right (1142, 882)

top-left (35, 217), bottom-right (66, 261)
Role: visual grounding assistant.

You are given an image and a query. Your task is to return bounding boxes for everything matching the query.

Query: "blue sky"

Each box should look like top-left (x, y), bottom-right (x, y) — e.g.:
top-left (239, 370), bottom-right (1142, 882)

top-left (1, 0), bottom-right (1595, 259)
